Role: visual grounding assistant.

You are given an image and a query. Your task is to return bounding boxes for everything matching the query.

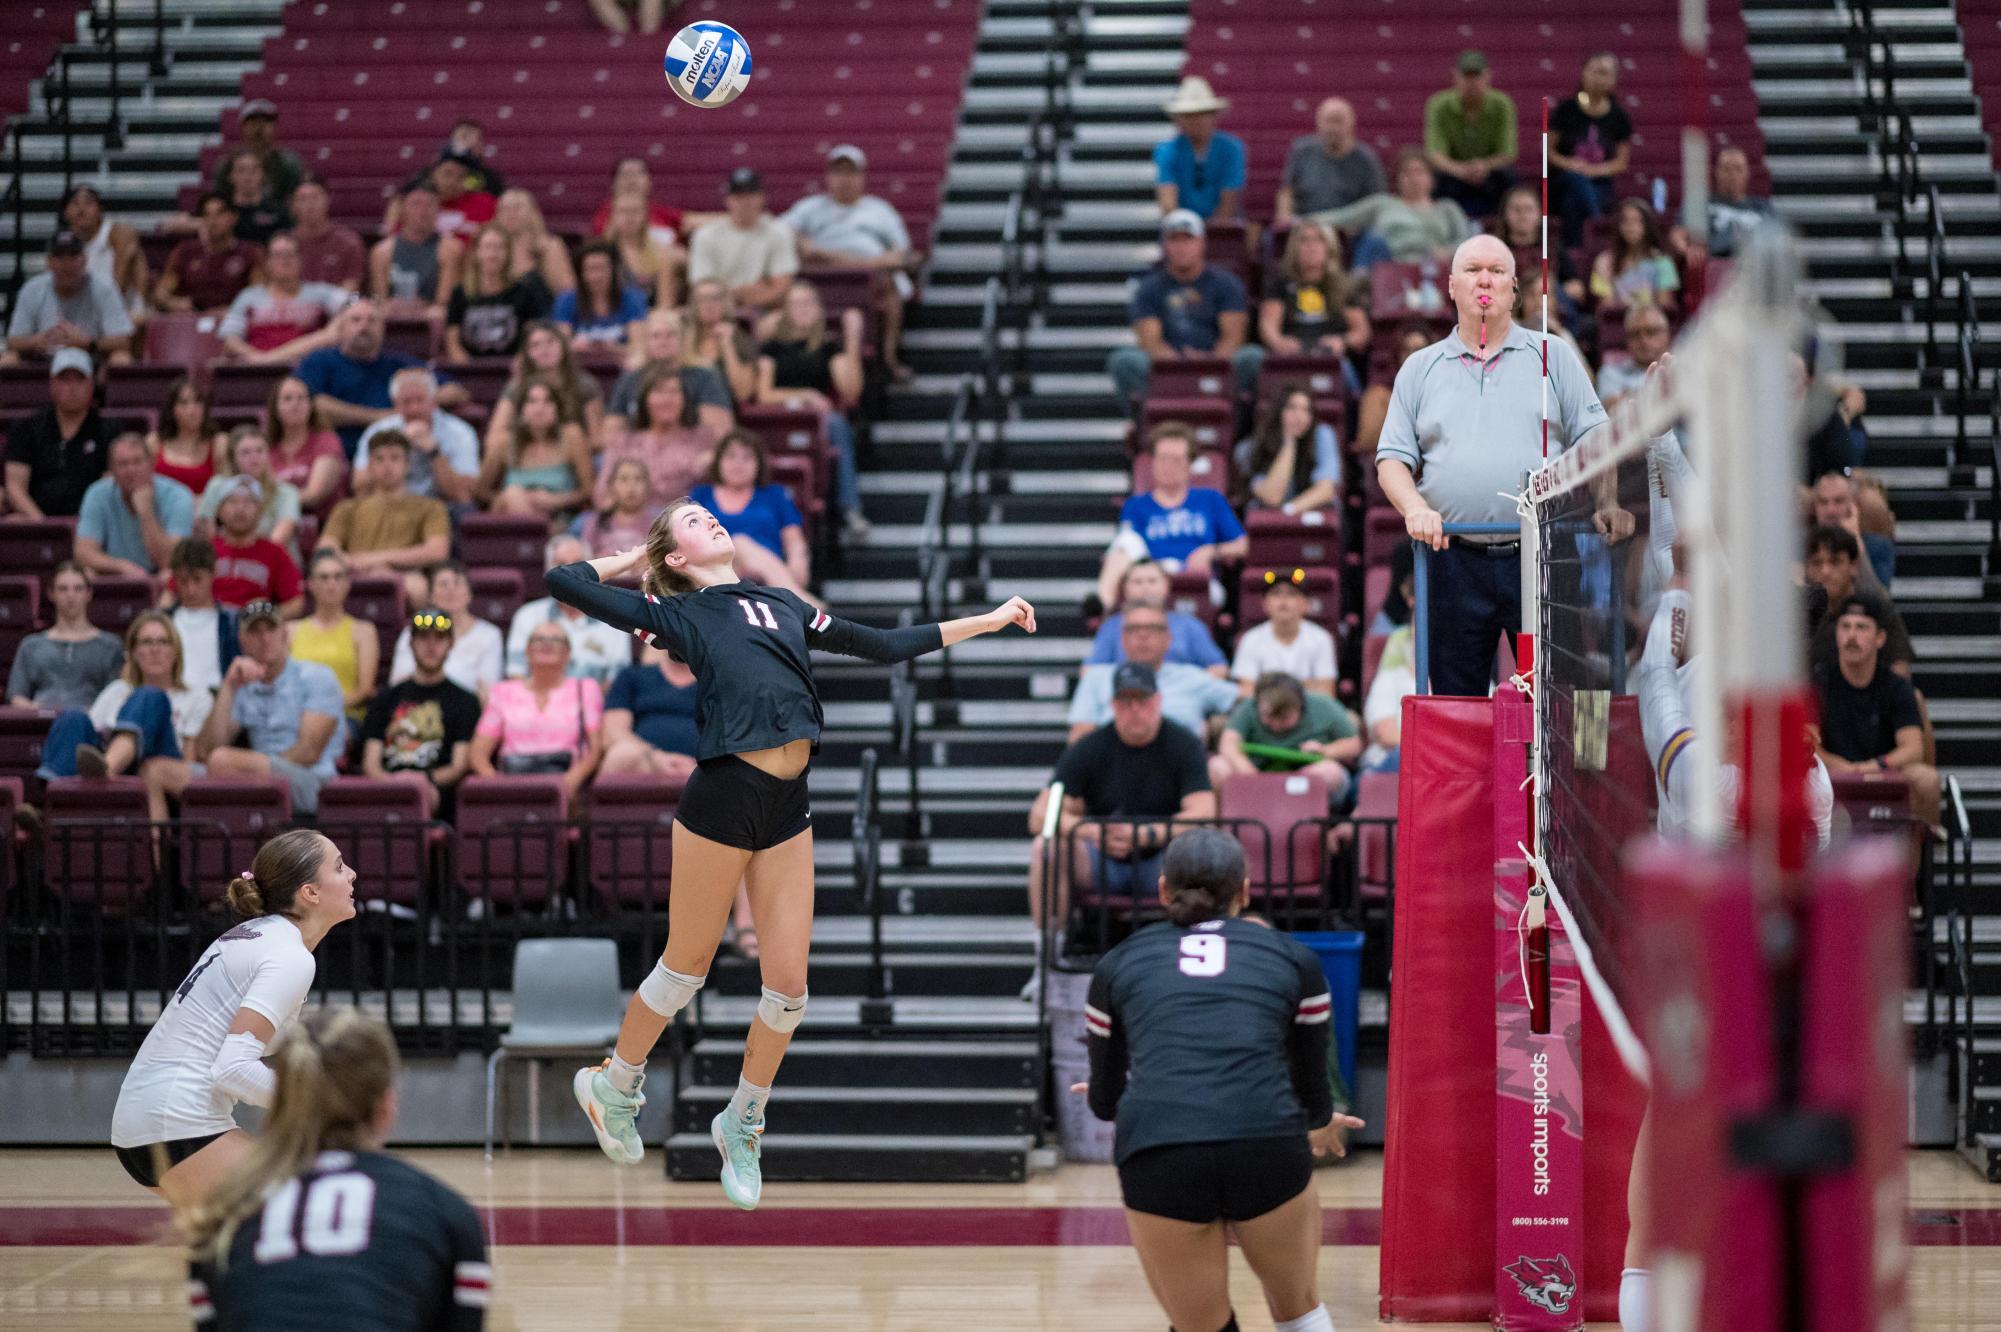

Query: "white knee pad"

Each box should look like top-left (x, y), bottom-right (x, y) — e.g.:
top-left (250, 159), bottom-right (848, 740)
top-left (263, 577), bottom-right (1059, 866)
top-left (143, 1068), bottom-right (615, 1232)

top-left (756, 986), bottom-right (807, 1033)
top-left (637, 962), bottom-right (705, 1018)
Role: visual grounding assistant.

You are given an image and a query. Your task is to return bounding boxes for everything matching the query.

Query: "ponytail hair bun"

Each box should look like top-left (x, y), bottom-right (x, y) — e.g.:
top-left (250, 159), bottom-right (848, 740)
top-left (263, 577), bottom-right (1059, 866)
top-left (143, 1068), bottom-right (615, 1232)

top-left (225, 870), bottom-right (265, 919)
top-left (225, 829), bottom-right (330, 921)
top-left (1160, 827), bottom-right (1249, 927)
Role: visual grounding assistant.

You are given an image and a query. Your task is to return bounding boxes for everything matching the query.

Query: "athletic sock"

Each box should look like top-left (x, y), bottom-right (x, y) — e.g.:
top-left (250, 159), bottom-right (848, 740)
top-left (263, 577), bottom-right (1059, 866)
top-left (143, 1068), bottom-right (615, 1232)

top-left (727, 1075), bottom-right (771, 1124)
top-left (1619, 1268), bottom-right (1651, 1332)
top-left (606, 1054), bottom-right (646, 1096)
top-left (1275, 1306), bottom-right (1333, 1332)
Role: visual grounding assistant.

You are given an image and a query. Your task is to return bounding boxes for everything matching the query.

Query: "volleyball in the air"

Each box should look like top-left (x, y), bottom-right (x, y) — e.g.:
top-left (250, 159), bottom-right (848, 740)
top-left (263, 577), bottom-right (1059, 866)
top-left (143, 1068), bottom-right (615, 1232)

top-left (663, 21), bottom-right (753, 108)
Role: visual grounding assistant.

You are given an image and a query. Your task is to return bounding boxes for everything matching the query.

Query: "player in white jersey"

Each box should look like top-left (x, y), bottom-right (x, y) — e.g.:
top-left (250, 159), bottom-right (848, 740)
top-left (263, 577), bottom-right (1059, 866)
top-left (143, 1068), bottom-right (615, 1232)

top-left (111, 829), bottom-right (357, 1205)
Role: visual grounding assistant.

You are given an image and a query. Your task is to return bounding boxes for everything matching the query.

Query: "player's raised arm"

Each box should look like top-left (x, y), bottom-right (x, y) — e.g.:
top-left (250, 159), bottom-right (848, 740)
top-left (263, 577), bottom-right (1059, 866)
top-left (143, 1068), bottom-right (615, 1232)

top-left (800, 595), bottom-right (1037, 663)
top-left (545, 550), bottom-right (681, 650)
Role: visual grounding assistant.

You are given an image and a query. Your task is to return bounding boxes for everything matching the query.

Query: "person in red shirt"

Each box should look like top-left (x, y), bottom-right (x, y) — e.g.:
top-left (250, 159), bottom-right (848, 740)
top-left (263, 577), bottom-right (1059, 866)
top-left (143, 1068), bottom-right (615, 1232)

top-left (287, 176), bottom-right (366, 292)
top-left (430, 150), bottom-right (497, 245)
top-left (589, 156), bottom-right (694, 245)
top-left (210, 475), bottom-right (304, 616)
top-left (155, 193), bottom-right (264, 314)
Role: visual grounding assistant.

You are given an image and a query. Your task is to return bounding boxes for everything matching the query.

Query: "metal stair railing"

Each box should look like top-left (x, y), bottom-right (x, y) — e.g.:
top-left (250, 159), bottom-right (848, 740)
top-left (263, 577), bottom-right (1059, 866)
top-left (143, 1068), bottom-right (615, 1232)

top-left (850, 747), bottom-right (892, 1031)
top-left (1987, 365), bottom-right (2001, 594)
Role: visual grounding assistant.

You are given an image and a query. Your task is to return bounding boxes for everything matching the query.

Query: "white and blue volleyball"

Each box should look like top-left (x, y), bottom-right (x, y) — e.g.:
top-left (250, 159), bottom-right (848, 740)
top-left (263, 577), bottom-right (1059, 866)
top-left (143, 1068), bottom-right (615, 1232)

top-left (663, 21), bottom-right (753, 108)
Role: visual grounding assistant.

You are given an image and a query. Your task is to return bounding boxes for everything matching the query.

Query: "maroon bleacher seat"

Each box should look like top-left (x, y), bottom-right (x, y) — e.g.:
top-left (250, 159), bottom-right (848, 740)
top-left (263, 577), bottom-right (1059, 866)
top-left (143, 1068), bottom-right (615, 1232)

top-left (1238, 566), bottom-right (1341, 635)
top-left (344, 573), bottom-right (407, 685)
top-left (43, 777), bottom-right (154, 914)
top-left (1219, 771), bottom-right (1330, 905)
top-left (456, 775), bottom-right (572, 909)
top-left (1245, 508), bottom-right (1342, 568)
top-left (0, 709), bottom-right (51, 788)
top-left (103, 363), bottom-right (190, 411)
top-left (209, 363), bottom-right (289, 409)
top-left (1138, 397), bottom-right (1234, 457)
top-left (738, 405), bottom-right (832, 503)
top-left (143, 312), bottom-right (223, 369)
top-left (0, 363), bottom-right (52, 411)
top-left (585, 773), bottom-right (686, 910)
top-left (84, 575), bottom-right (156, 636)
top-left (468, 567), bottom-right (527, 628)
top-left (1351, 769), bottom-right (1398, 906)
top-left (458, 514), bottom-right (550, 600)
top-left (447, 360), bottom-right (515, 414)
top-left (767, 454), bottom-right (823, 536)
top-left (1163, 571), bottom-right (1218, 632)
top-left (1362, 631), bottom-right (1391, 697)
top-left (383, 315), bottom-right (441, 363)
top-left (317, 778), bottom-right (442, 907)
top-left (178, 779), bottom-right (294, 906)
top-left (0, 518), bottom-right (75, 575)
top-left (1254, 354), bottom-right (1349, 418)
top-left (1363, 564), bottom-right (1392, 630)
top-left (1363, 506), bottom-right (1405, 570)
top-left (1828, 772), bottom-right (1917, 837)
top-left (0, 575), bottom-right (41, 666)
top-left (1146, 357), bottom-right (1235, 401)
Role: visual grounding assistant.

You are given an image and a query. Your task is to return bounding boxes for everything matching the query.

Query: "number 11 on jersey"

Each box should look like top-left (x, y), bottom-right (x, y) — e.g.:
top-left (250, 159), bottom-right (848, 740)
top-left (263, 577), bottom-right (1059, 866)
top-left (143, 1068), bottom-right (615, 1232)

top-left (736, 598), bottom-right (779, 630)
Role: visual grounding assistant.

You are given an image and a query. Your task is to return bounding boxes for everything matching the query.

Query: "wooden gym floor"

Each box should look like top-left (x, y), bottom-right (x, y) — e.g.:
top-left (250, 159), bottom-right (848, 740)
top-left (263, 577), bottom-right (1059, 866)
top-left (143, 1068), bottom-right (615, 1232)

top-left (0, 1148), bottom-right (1996, 1329)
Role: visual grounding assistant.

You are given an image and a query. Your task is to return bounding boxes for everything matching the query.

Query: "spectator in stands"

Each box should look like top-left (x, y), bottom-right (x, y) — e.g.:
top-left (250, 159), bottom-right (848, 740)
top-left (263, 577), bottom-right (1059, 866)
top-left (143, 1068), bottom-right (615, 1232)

top-left (591, 156), bottom-right (691, 249)
top-left (296, 300), bottom-right (424, 454)
top-left (210, 98), bottom-right (304, 203)
top-left (1813, 596), bottom-right (1940, 827)
top-left (1590, 199), bottom-right (1679, 313)
top-left (1815, 467), bottom-right (1897, 587)
top-left (1276, 97), bottom-right (1385, 223)
top-left (156, 193), bottom-right (262, 315)
top-left (316, 432), bottom-right (451, 602)
top-left (596, 365), bottom-right (718, 513)
top-left (209, 475), bottom-right (303, 615)
top-left (353, 368), bottom-right (480, 505)
top-left (470, 624), bottom-right (603, 796)
top-left (146, 376), bottom-right (222, 496)
top-left (578, 458), bottom-right (658, 559)
top-left (1515, 265), bottom-right (1583, 358)
top-left (689, 167), bottom-right (799, 313)
top-left (1805, 525), bottom-right (1911, 674)
top-left (782, 144), bottom-right (918, 379)
top-left (1084, 558), bottom-right (1228, 676)
top-left (1237, 385), bottom-right (1341, 515)
top-left (1107, 210), bottom-right (1258, 411)
top-left (1423, 50), bottom-right (1517, 218)
top-left (360, 605), bottom-right (481, 815)
top-left (492, 188), bottom-right (577, 296)
top-left (370, 183), bottom-right (464, 314)
top-left (603, 190), bottom-right (682, 310)
top-left (5, 230), bottom-right (135, 365)
top-left (430, 149), bottom-right (498, 244)
top-left (287, 176), bottom-right (366, 293)
top-left (37, 610), bottom-right (211, 782)
top-left (76, 433), bottom-right (196, 578)
top-left (1231, 568), bottom-right (1338, 697)
top-left (1068, 600), bottom-right (1237, 743)
top-left (1703, 146), bottom-right (1773, 259)
top-left (6, 562), bottom-right (123, 711)
top-left (219, 150), bottom-right (292, 247)
top-left (757, 281), bottom-right (869, 539)
top-left (476, 375), bottom-right (591, 525)
top-left (1360, 622), bottom-right (1415, 772)
top-left (691, 428), bottom-right (814, 598)
top-left (1595, 304), bottom-right (1671, 410)
top-left (394, 119), bottom-right (504, 204)
top-left (1355, 327), bottom-right (1432, 480)
top-left (683, 279), bottom-right (760, 406)
top-left (1490, 185), bottom-right (1577, 318)
top-left (151, 597), bottom-right (345, 816)
top-left (1377, 234), bottom-right (1612, 697)
top-left (1549, 53), bottom-right (1634, 249)
top-left (1095, 421), bottom-right (1249, 609)
top-left (1312, 147), bottom-right (1471, 270)
top-left (265, 375), bottom-right (349, 520)
top-left (587, 0), bottom-right (666, 35)
top-left (59, 185), bottom-right (148, 321)
top-left (389, 559), bottom-right (503, 699)
top-left (1028, 660), bottom-right (1216, 928)
top-left (1369, 539), bottom-right (1417, 637)
top-left (487, 321), bottom-right (606, 453)
top-left (1791, 352), bottom-right (1868, 479)
top-left (607, 309), bottom-right (734, 436)
top-left (505, 536), bottom-right (635, 686)
top-left (599, 644), bottom-right (698, 778)
top-left (1212, 671), bottom-right (1359, 798)
top-left (4, 349), bottom-right (117, 517)
top-left (1152, 76), bottom-right (1247, 223)
top-left (197, 428), bottom-right (302, 564)
top-left (1259, 222), bottom-right (1368, 383)
top-left (218, 232), bottom-right (350, 365)
top-left (290, 548), bottom-right (378, 725)
top-left (445, 225), bottom-right (553, 362)
top-left (552, 242), bottom-right (648, 351)
top-left (163, 537), bottom-right (237, 694)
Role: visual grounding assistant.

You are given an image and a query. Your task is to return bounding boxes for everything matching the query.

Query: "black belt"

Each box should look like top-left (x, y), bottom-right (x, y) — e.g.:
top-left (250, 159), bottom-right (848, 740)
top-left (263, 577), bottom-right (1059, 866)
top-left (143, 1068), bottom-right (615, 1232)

top-left (1447, 537), bottom-right (1522, 556)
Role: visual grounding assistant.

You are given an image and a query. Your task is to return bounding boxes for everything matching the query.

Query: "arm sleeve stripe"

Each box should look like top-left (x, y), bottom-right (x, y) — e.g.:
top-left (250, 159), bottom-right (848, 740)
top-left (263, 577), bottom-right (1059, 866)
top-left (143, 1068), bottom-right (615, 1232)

top-left (1083, 1003), bottom-right (1112, 1026)
top-left (1656, 728), bottom-right (1694, 788)
top-left (454, 1261), bottom-right (493, 1307)
top-left (809, 610), bottom-right (831, 633)
top-left (1295, 992), bottom-right (1334, 1024)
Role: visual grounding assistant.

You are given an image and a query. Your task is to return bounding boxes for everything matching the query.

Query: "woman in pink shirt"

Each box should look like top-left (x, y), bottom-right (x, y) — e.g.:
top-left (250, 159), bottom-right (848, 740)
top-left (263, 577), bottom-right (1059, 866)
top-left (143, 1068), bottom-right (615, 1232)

top-left (593, 365), bottom-right (715, 511)
top-left (468, 626), bottom-right (603, 798)
top-left (263, 374), bottom-right (348, 519)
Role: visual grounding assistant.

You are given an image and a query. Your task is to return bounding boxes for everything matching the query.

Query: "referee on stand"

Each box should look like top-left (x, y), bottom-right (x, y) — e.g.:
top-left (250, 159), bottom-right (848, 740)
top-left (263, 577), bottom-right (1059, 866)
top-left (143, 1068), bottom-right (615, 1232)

top-left (1374, 234), bottom-right (1612, 696)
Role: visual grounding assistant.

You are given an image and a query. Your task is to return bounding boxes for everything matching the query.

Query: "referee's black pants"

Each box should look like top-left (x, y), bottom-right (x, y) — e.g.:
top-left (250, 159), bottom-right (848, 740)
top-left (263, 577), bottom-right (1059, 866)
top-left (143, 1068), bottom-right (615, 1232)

top-left (1426, 542), bottom-right (1521, 697)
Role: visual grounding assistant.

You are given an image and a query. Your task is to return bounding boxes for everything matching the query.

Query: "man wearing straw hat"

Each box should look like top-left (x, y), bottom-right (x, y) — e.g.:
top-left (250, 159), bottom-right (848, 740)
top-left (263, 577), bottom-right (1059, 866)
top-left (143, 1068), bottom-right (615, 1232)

top-left (1154, 76), bottom-right (1247, 223)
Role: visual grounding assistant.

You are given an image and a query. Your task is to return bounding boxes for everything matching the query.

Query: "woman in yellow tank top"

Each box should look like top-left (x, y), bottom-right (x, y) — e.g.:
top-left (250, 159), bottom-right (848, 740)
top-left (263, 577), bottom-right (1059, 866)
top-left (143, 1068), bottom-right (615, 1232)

top-left (291, 550), bottom-right (380, 724)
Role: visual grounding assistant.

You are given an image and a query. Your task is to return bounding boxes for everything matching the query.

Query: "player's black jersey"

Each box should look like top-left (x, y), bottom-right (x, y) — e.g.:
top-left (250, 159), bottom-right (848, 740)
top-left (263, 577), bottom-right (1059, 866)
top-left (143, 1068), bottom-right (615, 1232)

top-left (546, 564), bottom-right (943, 760)
top-left (189, 1149), bottom-right (487, 1332)
top-left (1086, 916), bottom-right (1334, 1162)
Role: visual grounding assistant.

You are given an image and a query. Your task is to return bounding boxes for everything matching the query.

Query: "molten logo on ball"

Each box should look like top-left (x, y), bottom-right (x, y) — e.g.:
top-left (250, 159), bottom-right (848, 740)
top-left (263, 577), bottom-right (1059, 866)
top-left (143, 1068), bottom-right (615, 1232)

top-left (663, 21), bottom-right (752, 109)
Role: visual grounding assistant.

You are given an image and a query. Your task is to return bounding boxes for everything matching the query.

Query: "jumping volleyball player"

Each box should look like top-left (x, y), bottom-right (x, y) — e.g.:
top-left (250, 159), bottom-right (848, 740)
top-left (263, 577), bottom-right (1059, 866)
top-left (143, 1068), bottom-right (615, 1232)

top-left (110, 830), bottom-right (357, 1206)
top-left (1080, 829), bottom-right (1366, 1332)
top-left (550, 500), bottom-right (1035, 1206)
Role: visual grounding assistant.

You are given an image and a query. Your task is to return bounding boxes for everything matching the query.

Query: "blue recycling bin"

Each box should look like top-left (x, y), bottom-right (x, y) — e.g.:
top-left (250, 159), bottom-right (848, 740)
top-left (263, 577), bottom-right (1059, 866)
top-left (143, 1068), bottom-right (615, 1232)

top-left (1291, 930), bottom-right (1363, 1094)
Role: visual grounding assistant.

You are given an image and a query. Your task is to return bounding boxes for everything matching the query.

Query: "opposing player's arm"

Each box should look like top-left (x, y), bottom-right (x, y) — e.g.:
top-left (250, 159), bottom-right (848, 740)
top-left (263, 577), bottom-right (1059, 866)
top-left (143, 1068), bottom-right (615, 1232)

top-left (440, 1187), bottom-right (491, 1330)
top-left (1083, 966), bottom-right (1128, 1122)
top-left (544, 559), bottom-right (684, 656)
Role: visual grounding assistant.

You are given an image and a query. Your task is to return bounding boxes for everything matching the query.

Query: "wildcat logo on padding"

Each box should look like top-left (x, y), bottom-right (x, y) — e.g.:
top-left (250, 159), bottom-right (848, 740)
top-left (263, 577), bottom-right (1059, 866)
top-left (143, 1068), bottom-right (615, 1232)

top-left (1504, 1253), bottom-right (1578, 1314)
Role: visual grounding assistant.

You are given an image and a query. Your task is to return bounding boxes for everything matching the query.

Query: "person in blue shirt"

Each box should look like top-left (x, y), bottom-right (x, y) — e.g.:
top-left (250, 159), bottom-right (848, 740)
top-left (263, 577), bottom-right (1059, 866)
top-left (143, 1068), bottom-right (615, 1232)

top-left (296, 299), bottom-right (463, 456)
top-left (1085, 557), bottom-right (1228, 676)
top-left (599, 646), bottom-right (700, 782)
top-left (1097, 421), bottom-right (1248, 608)
top-left (552, 242), bottom-right (650, 351)
top-left (689, 428), bottom-right (815, 603)
top-left (1107, 210), bottom-right (1263, 411)
top-left (1153, 76), bottom-right (1246, 222)
top-left (74, 434), bottom-right (197, 576)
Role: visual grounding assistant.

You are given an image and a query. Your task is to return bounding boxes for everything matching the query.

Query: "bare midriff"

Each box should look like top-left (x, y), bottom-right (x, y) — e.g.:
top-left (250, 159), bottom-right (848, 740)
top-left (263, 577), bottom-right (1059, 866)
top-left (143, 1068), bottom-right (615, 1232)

top-left (738, 737), bottom-right (811, 780)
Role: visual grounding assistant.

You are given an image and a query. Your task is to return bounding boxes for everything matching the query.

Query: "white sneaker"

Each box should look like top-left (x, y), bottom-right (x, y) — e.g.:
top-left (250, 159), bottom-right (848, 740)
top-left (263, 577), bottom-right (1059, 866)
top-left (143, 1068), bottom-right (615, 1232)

top-left (573, 1061), bottom-right (646, 1166)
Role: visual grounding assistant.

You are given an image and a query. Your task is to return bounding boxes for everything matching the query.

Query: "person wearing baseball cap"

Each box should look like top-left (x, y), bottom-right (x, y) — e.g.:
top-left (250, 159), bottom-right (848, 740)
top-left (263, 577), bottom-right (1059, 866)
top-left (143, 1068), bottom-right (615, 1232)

top-left (1155, 75), bottom-right (1246, 222)
top-left (689, 166), bottom-right (798, 311)
top-left (1422, 48), bottom-right (1518, 217)
top-left (2, 346), bottom-right (120, 519)
top-left (1106, 211), bottom-right (1262, 413)
top-left (3, 228), bottom-right (134, 367)
top-left (209, 96), bottom-right (305, 203)
top-left (210, 474), bottom-right (306, 616)
top-left (428, 148), bottom-right (498, 244)
top-left (781, 142), bottom-right (919, 377)
top-left (1028, 653), bottom-right (1217, 928)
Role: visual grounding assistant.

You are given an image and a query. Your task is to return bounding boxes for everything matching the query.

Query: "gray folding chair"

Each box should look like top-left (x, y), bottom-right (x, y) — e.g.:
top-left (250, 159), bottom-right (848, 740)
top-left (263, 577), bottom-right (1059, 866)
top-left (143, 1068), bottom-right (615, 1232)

top-left (484, 937), bottom-right (626, 1158)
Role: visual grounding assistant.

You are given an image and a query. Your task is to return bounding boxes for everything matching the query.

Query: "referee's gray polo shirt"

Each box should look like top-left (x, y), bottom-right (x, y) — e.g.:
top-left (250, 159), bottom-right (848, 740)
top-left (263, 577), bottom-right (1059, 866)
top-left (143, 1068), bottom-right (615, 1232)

top-left (1375, 323), bottom-right (1609, 526)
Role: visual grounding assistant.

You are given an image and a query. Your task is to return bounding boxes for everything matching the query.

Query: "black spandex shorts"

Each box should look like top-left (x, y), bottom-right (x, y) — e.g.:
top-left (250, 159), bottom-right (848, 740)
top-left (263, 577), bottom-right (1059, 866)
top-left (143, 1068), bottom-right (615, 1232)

top-left (113, 1131), bottom-right (229, 1189)
top-left (675, 754), bottom-right (812, 851)
top-left (1117, 1135), bottom-right (1313, 1225)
